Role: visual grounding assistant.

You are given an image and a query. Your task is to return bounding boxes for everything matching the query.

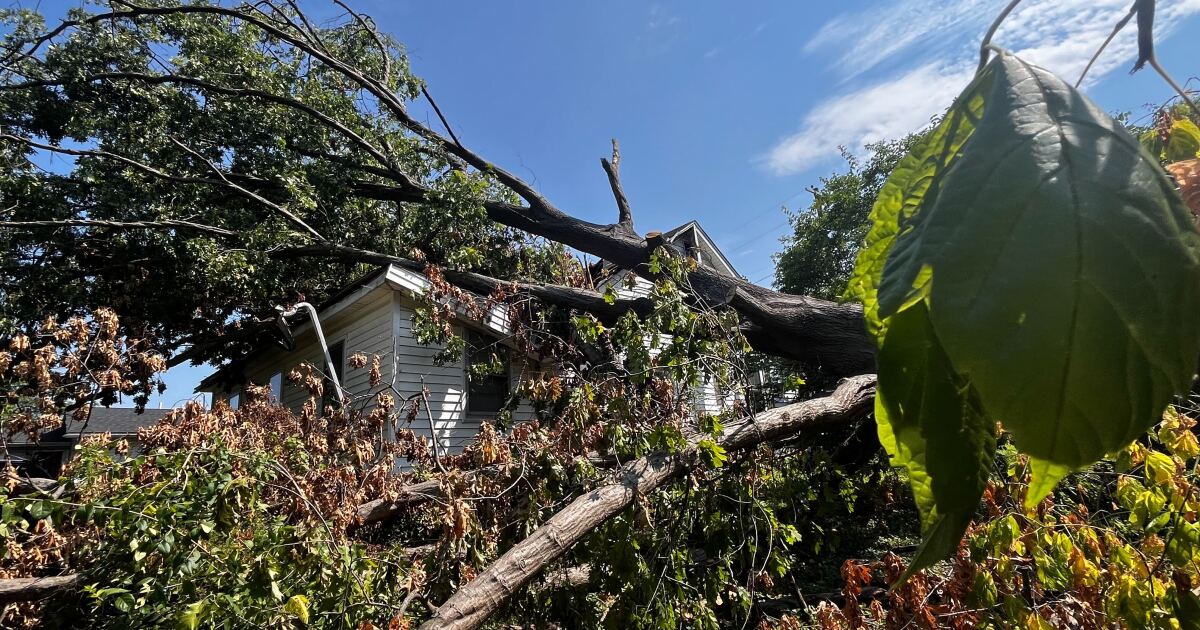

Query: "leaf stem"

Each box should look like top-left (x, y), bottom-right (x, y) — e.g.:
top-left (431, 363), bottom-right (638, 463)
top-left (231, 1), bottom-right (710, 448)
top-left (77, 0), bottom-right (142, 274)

top-left (978, 0), bottom-right (1024, 75)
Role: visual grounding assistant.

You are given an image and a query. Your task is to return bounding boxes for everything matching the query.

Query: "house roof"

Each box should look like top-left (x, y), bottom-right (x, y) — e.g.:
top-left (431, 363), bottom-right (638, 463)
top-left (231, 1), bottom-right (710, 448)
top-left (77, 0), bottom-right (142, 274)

top-left (660, 220), bottom-right (738, 277)
top-left (197, 263), bottom-right (514, 393)
top-left (592, 220), bottom-right (739, 287)
top-left (65, 407), bottom-right (171, 437)
top-left (8, 407), bottom-right (171, 445)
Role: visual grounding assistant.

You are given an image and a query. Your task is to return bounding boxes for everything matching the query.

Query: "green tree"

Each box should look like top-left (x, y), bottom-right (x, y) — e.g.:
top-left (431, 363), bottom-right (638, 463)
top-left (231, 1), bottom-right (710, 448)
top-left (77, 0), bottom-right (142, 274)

top-left (773, 133), bottom-right (926, 299)
top-left (0, 1), bottom-right (574, 375)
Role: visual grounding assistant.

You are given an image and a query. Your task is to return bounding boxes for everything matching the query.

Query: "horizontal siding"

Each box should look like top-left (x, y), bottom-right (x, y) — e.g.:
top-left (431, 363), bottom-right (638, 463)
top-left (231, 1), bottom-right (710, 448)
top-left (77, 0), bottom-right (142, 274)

top-left (238, 287), bottom-right (396, 413)
top-left (219, 284), bottom-right (550, 468)
top-left (610, 273), bottom-right (655, 300)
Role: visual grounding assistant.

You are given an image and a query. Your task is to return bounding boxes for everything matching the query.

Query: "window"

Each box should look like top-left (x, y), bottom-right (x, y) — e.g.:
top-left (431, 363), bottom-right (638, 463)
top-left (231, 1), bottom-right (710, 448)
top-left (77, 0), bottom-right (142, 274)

top-left (323, 340), bottom-right (346, 409)
top-left (228, 391), bottom-right (241, 410)
top-left (269, 372), bottom-right (283, 402)
top-left (466, 332), bottom-right (509, 414)
top-left (326, 340), bottom-right (345, 386)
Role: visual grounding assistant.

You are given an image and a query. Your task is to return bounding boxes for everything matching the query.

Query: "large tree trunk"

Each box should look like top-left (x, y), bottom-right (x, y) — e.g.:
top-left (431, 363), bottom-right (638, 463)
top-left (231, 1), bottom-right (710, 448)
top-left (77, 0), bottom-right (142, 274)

top-left (277, 243), bottom-right (875, 376)
top-left (419, 375), bottom-right (876, 630)
top-left (0, 575), bottom-right (79, 603)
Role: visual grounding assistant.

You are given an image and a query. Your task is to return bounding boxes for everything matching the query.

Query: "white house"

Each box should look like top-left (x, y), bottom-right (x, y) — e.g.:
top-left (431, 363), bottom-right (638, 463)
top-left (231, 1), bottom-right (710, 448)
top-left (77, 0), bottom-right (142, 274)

top-left (198, 221), bottom-right (739, 454)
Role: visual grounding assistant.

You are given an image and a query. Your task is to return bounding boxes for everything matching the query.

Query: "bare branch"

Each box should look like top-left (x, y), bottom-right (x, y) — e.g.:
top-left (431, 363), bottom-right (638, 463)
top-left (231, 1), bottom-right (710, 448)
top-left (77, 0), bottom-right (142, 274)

top-left (1076, 2), bottom-right (1137, 87)
top-left (601, 139), bottom-right (634, 231)
top-left (0, 218), bottom-right (235, 237)
top-left (1, 72), bottom-right (407, 184)
top-left (421, 84), bottom-right (463, 149)
top-left (1127, 0), bottom-right (1200, 118)
top-left (0, 132), bottom-right (251, 190)
top-left (167, 137), bottom-right (326, 242)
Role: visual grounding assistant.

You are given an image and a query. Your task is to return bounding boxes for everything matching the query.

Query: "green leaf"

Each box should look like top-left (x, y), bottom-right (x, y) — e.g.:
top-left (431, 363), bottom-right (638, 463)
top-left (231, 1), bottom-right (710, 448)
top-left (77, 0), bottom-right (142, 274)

top-left (283, 594), bottom-right (310, 624)
top-left (1176, 589), bottom-right (1200, 630)
top-left (1166, 119), bottom-right (1200, 162)
top-left (875, 302), bottom-right (995, 578)
top-left (877, 52), bottom-right (1200, 505)
top-left (178, 601), bottom-right (205, 630)
top-left (603, 285), bottom-right (618, 305)
top-left (697, 439), bottom-right (728, 468)
top-left (1138, 129), bottom-right (1165, 160)
top-left (846, 63), bottom-right (995, 338)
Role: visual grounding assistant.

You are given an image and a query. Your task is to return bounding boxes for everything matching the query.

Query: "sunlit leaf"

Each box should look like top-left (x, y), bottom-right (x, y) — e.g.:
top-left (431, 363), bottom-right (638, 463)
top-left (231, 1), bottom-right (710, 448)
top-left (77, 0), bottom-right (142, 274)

top-left (877, 52), bottom-right (1200, 505)
top-left (845, 64), bottom-right (995, 338)
top-left (1166, 119), bottom-right (1200, 162)
top-left (283, 594), bottom-right (310, 624)
top-left (875, 302), bottom-right (995, 578)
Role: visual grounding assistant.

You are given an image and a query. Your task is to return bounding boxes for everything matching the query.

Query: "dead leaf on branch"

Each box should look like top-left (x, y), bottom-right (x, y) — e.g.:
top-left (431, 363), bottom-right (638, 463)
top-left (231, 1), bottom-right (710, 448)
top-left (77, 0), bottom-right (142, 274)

top-left (1167, 158), bottom-right (1200, 225)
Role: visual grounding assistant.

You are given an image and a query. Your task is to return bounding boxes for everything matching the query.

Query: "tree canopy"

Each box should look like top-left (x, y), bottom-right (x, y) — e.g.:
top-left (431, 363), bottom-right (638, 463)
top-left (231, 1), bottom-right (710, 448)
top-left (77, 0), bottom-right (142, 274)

top-left (773, 134), bottom-right (925, 300)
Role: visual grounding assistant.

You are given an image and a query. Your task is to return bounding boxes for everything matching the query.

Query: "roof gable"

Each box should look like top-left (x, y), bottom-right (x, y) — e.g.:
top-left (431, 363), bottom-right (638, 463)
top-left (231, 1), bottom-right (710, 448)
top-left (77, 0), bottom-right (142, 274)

top-left (661, 221), bottom-right (738, 277)
top-left (198, 264), bottom-right (512, 392)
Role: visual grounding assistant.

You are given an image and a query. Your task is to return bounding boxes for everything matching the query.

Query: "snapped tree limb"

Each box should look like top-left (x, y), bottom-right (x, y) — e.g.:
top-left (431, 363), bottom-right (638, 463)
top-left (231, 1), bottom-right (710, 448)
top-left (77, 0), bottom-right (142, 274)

top-left (420, 375), bottom-right (877, 630)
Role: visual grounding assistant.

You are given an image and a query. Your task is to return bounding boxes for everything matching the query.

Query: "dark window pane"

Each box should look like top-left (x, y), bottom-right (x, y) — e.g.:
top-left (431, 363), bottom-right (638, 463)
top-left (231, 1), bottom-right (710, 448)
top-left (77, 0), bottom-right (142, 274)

top-left (467, 332), bottom-right (509, 414)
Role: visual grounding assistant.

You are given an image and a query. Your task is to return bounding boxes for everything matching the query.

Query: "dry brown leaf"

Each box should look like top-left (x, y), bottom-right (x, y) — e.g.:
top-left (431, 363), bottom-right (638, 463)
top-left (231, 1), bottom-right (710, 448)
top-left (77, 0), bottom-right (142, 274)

top-left (1167, 158), bottom-right (1200, 226)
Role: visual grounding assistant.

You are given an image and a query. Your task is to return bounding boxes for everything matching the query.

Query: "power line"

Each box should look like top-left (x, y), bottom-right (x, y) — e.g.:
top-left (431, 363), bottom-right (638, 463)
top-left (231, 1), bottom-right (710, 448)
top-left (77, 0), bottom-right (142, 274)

top-left (724, 218), bottom-right (790, 255)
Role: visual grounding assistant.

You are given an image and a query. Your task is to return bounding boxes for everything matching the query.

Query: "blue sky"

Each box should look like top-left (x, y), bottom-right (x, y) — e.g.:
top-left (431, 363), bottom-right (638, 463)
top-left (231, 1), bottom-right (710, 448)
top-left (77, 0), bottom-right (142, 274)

top-left (18, 0), bottom-right (1200, 407)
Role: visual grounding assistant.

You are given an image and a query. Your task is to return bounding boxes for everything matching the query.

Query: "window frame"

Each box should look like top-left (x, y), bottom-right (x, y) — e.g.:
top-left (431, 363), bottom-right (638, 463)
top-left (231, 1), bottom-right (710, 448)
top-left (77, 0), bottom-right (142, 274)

top-left (464, 331), bottom-right (510, 416)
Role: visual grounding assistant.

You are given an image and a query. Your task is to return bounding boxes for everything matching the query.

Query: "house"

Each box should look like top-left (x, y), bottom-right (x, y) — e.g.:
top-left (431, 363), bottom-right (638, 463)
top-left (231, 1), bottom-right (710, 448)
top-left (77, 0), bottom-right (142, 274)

top-left (4, 407), bottom-right (171, 477)
top-left (197, 221), bottom-right (739, 456)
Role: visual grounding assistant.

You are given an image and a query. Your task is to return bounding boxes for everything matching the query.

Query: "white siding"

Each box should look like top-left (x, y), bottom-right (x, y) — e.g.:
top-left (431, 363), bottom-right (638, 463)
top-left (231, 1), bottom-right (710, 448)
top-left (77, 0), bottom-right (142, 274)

top-left (239, 286), bottom-right (396, 413)
top-left (224, 280), bottom-right (538, 467)
top-left (609, 271), bottom-right (655, 300)
top-left (391, 294), bottom-right (537, 455)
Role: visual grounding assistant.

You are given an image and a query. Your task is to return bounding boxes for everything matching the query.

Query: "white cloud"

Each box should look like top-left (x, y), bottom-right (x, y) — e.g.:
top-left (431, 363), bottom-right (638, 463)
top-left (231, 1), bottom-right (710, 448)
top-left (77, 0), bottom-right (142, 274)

top-left (765, 0), bottom-right (1200, 175)
top-left (765, 63), bottom-right (970, 175)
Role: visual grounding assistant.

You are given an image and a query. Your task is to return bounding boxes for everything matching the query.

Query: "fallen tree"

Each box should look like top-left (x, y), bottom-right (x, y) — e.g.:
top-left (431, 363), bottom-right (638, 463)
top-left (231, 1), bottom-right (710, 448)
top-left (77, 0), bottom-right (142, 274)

top-left (422, 375), bottom-right (876, 629)
top-left (0, 1), bottom-right (874, 379)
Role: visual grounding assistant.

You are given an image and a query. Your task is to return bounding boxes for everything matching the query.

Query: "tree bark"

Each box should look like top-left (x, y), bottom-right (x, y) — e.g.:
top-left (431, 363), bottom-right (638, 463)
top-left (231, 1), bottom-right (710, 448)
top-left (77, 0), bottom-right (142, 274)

top-left (275, 243), bottom-right (874, 375)
top-left (354, 478), bottom-right (444, 528)
top-left (0, 575), bottom-right (79, 603)
top-left (4, 475), bottom-right (58, 496)
top-left (419, 375), bottom-right (876, 630)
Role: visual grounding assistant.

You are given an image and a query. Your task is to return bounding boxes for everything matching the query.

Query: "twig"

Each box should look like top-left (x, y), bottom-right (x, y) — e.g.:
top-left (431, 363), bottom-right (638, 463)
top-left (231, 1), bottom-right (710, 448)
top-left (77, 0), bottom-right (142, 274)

top-left (978, 0), bottom-right (1024, 74)
top-left (421, 84), bottom-right (462, 149)
top-left (1127, 0), bottom-right (1200, 119)
top-left (167, 137), bottom-right (326, 242)
top-left (1075, 2), bottom-right (1137, 87)
top-left (0, 218), bottom-right (235, 237)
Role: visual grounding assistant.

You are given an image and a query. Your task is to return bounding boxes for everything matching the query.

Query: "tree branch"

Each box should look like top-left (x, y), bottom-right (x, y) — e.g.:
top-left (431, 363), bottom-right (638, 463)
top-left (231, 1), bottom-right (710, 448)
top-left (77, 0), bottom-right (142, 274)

top-left (9, 2), bottom-right (876, 376)
top-left (420, 375), bottom-right (876, 630)
top-left (601, 139), bottom-right (634, 232)
top-left (0, 218), bottom-right (234, 237)
top-left (0, 575), bottom-right (79, 603)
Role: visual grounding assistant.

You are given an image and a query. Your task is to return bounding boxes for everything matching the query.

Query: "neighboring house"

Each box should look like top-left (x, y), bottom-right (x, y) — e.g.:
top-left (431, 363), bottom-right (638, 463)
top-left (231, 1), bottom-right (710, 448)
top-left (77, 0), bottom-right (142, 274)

top-left (4, 407), bottom-right (170, 477)
top-left (198, 221), bottom-right (739, 456)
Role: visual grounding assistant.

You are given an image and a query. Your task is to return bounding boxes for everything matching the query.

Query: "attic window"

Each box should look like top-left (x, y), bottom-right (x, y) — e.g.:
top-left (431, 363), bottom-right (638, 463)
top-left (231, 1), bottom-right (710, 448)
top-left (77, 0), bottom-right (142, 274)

top-left (466, 332), bottom-right (509, 414)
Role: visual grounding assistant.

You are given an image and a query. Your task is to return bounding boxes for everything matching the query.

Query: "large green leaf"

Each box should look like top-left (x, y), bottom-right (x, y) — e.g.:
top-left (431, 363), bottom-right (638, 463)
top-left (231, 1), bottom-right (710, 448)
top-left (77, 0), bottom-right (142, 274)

top-left (845, 65), bottom-right (995, 339)
top-left (875, 302), bottom-right (995, 577)
top-left (877, 52), bottom-right (1200, 504)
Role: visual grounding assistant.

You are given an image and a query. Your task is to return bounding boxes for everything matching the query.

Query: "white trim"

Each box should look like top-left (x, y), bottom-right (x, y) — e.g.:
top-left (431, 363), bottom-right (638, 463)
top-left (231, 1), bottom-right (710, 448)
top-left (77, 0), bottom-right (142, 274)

top-left (684, 222), bottom-right (739, 277)
top-left (385, 265), bottom-right (513, 336)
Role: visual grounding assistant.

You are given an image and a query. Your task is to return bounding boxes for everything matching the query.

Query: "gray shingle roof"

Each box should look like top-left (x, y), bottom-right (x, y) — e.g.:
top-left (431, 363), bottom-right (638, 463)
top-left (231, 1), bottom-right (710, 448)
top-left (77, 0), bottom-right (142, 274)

top-left (63, 407), bottom-right (170, 437)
